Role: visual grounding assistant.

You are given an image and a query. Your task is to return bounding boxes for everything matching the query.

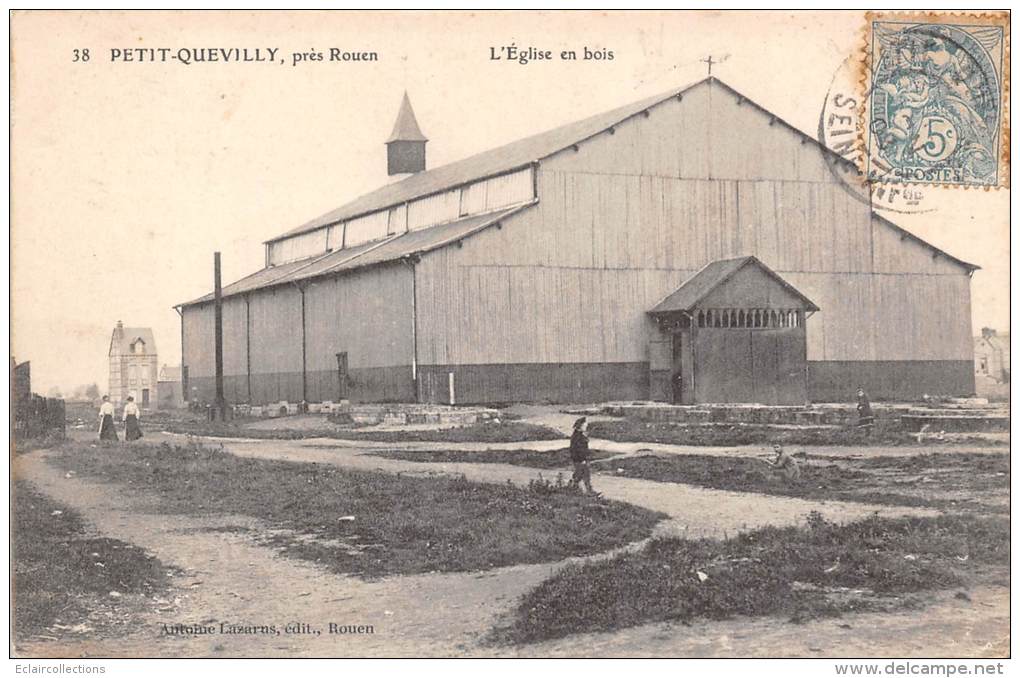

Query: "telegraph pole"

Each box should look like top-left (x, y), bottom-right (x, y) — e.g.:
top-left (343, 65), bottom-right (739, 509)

top-left (213, 251), bottom-right (228, 421)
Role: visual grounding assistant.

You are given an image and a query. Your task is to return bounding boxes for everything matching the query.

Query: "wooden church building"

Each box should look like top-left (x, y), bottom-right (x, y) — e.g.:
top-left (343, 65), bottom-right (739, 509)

top-left (177, 77), bottom-right (977, 406)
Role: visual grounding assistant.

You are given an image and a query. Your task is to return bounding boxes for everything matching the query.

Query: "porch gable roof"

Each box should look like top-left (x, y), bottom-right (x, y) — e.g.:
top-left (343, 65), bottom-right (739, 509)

top-left (649, 256), bottom-right (820, 315)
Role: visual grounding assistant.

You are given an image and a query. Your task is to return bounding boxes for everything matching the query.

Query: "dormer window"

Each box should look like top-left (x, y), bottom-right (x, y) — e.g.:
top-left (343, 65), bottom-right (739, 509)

top-left (132, 339), bottom-right (145, 354)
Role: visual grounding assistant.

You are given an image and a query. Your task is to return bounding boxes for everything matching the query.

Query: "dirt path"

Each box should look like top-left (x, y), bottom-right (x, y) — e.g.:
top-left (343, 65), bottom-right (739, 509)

top-left (15, 450), bottom-right (642, 658)
top-left (156, 427), bottom-right (1006, 463)
top-left (191, 436), bottom-right (939, 539)
top-left (14, 437), bottom-right (1008, 658)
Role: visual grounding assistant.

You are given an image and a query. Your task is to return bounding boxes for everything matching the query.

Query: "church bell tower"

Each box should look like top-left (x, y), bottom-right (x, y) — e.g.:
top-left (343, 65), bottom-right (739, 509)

top-left (386, 92), bottom-right (428, 176)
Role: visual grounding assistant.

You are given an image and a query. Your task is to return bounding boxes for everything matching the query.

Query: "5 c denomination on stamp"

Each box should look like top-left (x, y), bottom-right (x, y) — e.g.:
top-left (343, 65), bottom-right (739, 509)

top-left (863, 12), bottom-right (1009, 188)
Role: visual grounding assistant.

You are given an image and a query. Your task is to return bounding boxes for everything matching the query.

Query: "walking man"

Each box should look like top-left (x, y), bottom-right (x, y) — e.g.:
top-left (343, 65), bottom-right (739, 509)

top-left (856, 386), bottom-right (875, 437)
top-left (569, 417), bottom-right (598, 495)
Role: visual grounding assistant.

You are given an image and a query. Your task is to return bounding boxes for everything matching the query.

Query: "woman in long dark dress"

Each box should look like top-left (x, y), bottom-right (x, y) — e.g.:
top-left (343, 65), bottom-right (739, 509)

top-left (98, 395), bottom-right (118, 441)
top-left (123, 396), bottom-right (143, 441)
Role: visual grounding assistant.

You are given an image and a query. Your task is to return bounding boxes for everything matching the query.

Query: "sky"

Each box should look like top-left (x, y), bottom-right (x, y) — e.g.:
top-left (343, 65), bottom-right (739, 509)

top-left (11, 10), bottom-right (1010, 394)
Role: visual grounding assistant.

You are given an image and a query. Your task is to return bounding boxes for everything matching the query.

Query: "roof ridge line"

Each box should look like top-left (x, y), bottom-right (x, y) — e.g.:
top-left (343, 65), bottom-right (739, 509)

top-left (870, 211), bottom-right (979, 271)
top-left (646, 257), bottom-right (721, 312)
top-left (535, 78), bottom-right (707, 165)
top-left (684, 256), bottom-right (756, 310)
top-left (268, 78), bottom-right (709, 243)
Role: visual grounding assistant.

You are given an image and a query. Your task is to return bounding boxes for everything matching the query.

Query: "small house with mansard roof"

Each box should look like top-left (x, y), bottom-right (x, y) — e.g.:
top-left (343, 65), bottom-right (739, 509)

top-left (108, 321), bottom-right (159, 407)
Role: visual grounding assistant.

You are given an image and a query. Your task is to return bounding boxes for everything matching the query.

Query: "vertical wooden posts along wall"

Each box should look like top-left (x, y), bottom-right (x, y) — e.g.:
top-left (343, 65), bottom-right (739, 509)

top-left (176, 306), bottom-right (186, 402)
top-left (299, 283), bottom-right (307, 405)
top-left (245, 295), bottom-right (252, 404)
top-left (213, 252), bottom-right (227, 420)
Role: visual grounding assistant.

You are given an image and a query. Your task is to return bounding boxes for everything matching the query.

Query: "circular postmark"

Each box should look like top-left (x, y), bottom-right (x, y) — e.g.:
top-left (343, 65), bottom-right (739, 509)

top-left (818, 56), bottom-right (932, 215)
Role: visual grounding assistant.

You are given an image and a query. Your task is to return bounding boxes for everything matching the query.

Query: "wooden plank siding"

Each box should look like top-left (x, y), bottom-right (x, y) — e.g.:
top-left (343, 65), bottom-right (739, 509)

top-left (302, 263), bottom-right (414, 403)
top-left (246, 285), bottom-right (303, 404)
top-left (181, 303), bottom-right (214, 402)
top-left (221, 296), bottom-right (249, 403)
top-left (413, 79), bottom-right (973, 402)
top-left (182, 263), bottom-right (414, 404)
top-left (185, 79), bottom-right (974, 405)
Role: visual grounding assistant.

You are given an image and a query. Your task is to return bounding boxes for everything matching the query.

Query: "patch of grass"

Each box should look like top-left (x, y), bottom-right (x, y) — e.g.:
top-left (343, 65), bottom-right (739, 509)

top-left (588, 420), bottom-right (1006, 448)
top-left (162, 419), bottom-right (563, 443)
top-left (602, 453), bottom-right (1009, 513)
top-left (367, 447), bottom-right (616, 469)
top-left (12, 481), bottom-right (173, 641)
top-left (491, 513), bottom-right (1008, 645)
top-left (12, 431), bottom-right (67, 456)
top-left (856, 452), bottom-right (1008, 473)
top-left (48, 441), bottom-right (664, 579)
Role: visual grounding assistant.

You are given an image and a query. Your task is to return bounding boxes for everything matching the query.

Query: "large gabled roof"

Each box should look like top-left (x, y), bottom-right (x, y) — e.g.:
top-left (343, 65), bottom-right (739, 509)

top-left (182, 77), bottom-right (978, 309)
top-left (265, 77), bottom-right (975, 272)
top-left (649, 256), bottom-right (820, 315)
top-left (268, 79), bottom-right (705, 243)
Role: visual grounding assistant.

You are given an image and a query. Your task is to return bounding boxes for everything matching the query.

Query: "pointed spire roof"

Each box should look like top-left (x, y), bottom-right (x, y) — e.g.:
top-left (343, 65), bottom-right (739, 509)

top-left (386, 92), bottom-right (428, 144)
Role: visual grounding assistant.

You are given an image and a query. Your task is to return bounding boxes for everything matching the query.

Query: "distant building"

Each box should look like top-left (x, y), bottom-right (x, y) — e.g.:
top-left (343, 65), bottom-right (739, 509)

top-left (974, 328), bottom-right (1010, 383)
top-left (157, 364), bottom-right (185, 409)
top-left (11, 357), bottom-right (65, 440)
top-left (108, 321), bottom-right (159, 407)
top-left (12, 358), bottom-right (31, 403)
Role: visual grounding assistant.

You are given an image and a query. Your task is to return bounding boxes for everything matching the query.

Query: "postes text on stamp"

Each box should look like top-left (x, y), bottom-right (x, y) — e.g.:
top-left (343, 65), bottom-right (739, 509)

top-left (864, 13), bottom-right (1009, 188)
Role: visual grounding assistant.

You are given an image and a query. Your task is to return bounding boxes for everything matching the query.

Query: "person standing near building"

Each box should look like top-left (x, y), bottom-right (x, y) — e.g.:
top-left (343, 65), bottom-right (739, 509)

top-left (568, 417), bottom-right (598, 496)
top-left (98, 395), bottom-right (118, 441)
top-left (123, 396), bottom-right (143, 441)
top-left (856, 387), bottom-right (875, 437)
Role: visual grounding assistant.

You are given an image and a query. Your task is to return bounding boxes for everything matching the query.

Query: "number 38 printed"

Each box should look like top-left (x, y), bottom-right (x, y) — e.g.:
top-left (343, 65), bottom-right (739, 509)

top-left (72, 48), bottom-right (90, 62)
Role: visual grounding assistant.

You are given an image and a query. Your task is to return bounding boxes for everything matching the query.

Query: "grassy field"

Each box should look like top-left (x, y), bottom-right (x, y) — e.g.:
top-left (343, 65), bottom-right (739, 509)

top-left (368, 447), bottom-right (617, 469)
top-left (588, 420), bottom-right (1006, 448)
top-left (47, 441), bottom-right (664, 578)
top-left (159, 418), bottom-right (564, 443)
top-left (12, 481), bottom-right (173, 641)
top-left (491, 513), bottom-right (1009, 645)
top-left (599, 452), bottom-right (1008, 513)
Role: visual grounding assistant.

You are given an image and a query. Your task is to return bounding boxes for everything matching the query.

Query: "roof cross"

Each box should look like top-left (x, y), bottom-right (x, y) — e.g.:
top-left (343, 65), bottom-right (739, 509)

top-left (701, 55), bottom-right (717, 76)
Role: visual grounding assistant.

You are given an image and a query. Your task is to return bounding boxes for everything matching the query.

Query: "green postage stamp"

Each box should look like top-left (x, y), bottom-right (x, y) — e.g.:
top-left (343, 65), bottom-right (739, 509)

top-left (864, 12), bottom-right (1010, 187)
